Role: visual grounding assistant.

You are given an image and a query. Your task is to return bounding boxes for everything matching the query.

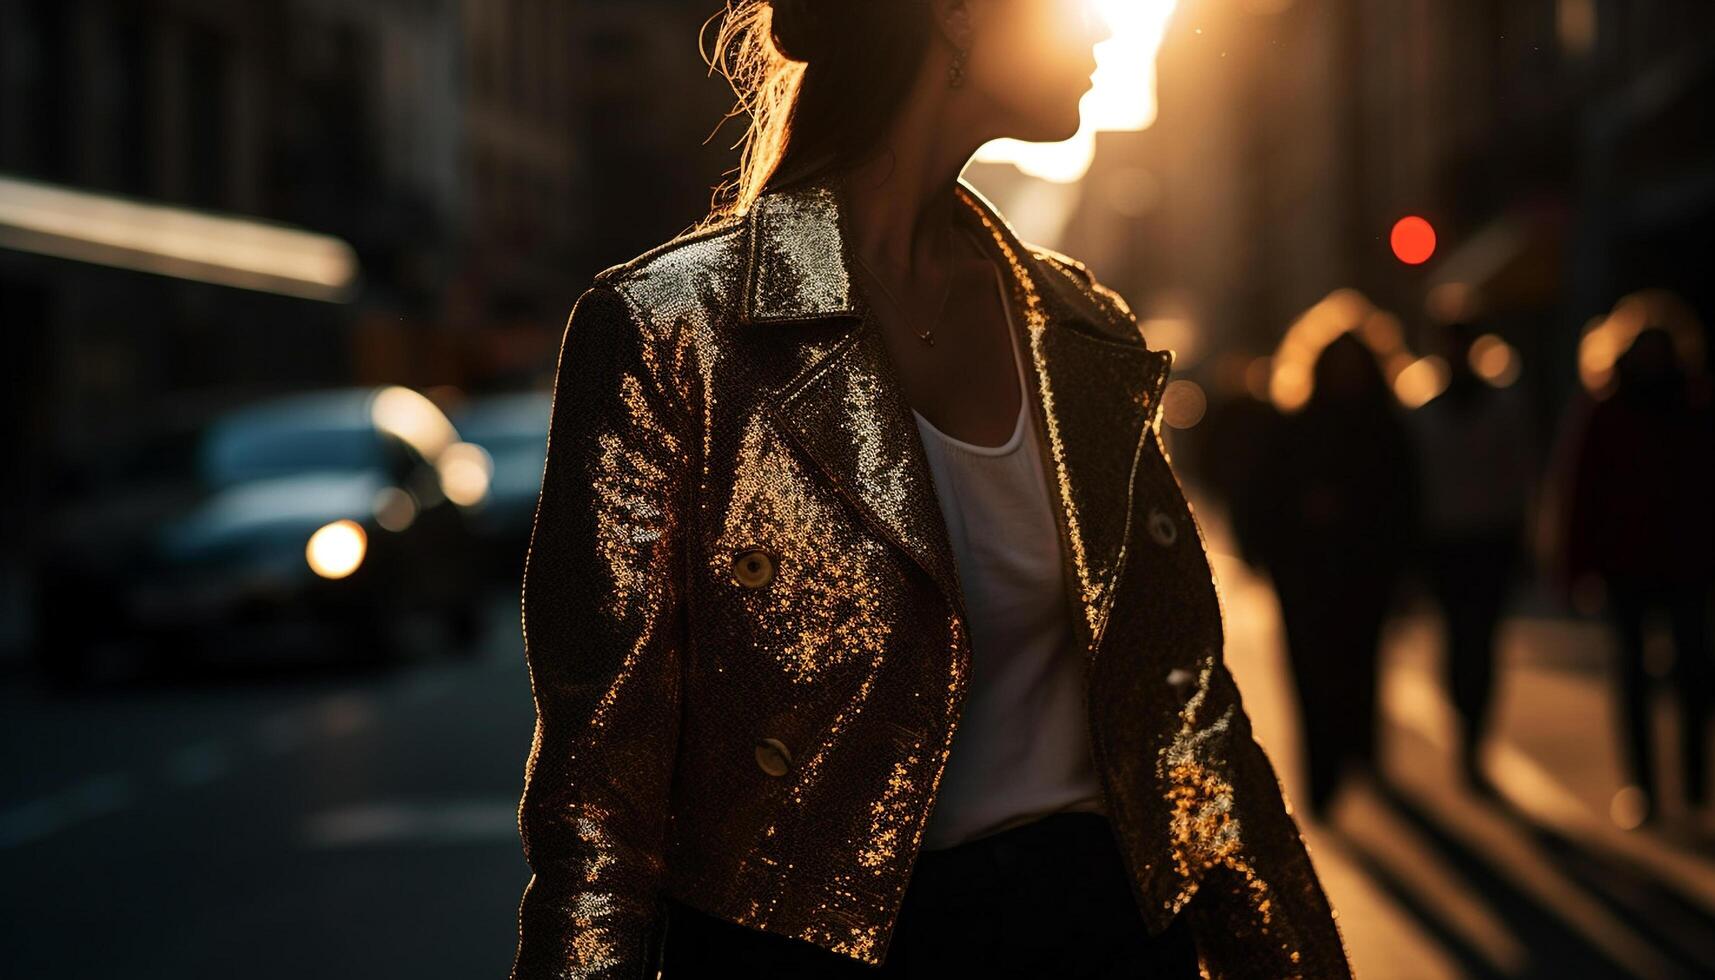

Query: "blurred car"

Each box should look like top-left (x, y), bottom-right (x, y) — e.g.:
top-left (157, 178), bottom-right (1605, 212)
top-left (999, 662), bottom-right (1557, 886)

top-left (448, 389), bottom-right (550, 587)
top-left (33, 386), bottom-right (490, 687)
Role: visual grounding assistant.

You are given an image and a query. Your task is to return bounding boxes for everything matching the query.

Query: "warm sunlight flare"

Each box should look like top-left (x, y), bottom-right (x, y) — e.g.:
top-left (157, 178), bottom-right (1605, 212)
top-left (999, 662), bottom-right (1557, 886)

top-left (973, 0), bottom-right (1179, 183)
top-left (0, 174), bottom-right (358, 301)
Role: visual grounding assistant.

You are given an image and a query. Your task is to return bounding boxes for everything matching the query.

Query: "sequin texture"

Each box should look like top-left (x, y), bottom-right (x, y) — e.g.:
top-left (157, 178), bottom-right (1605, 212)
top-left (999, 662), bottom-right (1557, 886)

top-left (509, 173), bottom-right (1353, 979)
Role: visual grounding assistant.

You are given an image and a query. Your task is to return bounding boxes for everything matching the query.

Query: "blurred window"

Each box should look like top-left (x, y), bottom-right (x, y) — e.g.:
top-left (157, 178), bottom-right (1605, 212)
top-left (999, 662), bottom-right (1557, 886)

top-left (114, 9), bottom-right (153, 196)
top-left (185, 24), bottom-right (230, 208)
top-left (16, 0), bottom-right (74, 180)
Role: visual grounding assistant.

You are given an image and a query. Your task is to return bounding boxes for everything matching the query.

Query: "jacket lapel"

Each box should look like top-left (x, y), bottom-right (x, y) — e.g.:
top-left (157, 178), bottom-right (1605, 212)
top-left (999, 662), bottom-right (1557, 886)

top-left (771, 322), bottom-right (971, 626)
top-left (954, 182), bottom-right (1173, 658)
top-left (748, 182), bottom-right (970, 625)
top-left (746, 176), bottom-right (1172, 659)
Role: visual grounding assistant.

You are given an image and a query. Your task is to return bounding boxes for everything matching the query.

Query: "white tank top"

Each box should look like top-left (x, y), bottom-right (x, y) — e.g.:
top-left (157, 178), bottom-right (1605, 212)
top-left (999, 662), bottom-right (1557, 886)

top-left (912, 264), bottom-right (1107, 852)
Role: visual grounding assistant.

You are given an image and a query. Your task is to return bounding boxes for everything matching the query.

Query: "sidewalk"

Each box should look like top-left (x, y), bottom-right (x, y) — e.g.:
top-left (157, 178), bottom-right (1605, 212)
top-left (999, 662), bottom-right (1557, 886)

top-left (1192, 494), bottom-right (1715, 979)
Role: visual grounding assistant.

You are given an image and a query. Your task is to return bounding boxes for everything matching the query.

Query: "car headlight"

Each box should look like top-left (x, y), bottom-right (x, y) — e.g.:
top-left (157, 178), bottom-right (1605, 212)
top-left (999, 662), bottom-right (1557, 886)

top-left (436, 441), bottom-right (493, 507)
top-left (306, 519), bottom-right (367, 579)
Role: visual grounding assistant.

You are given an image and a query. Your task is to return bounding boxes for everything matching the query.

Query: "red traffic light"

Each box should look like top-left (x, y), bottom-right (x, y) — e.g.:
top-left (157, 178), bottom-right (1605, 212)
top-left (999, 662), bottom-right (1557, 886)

top-left (1391, 215), bottom-right (1436, 265)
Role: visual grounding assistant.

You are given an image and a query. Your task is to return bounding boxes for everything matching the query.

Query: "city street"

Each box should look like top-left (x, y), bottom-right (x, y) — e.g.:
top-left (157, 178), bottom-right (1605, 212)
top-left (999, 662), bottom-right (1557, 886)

top-left (5, 2), bottom-right (1710, 978)
top-left (3, 498), bottom-right (1712, 979)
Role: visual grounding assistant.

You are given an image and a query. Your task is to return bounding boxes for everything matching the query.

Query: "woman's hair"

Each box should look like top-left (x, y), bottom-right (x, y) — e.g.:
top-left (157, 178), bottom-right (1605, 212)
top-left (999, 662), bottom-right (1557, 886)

top-left (700, 0), bottom-right (936, 225)
top-left (1308, 331), bottom-right (1390, 408)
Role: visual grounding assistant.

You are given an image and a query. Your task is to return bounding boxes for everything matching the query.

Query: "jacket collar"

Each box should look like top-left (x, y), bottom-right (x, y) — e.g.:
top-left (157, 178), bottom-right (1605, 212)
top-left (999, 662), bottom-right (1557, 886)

top-left (751, 170), bottom-right (1173, 662)
top-left (740, 178), bottom-right (862, 324)
top-left (739, 173), bottom-right (1122, 337)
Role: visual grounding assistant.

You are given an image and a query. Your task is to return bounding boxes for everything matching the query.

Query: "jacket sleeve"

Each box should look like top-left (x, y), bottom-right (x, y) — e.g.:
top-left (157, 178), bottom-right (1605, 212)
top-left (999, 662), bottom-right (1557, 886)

top-left (1175, 653), bottom-right (1355, 979)
top-left (1028, 249), bottom-right (1352, 976)
top-left (510, 281), bottom-right (692, 980)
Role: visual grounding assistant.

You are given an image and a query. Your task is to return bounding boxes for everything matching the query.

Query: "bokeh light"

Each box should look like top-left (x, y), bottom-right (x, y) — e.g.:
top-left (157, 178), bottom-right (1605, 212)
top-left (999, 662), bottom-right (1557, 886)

top-left (372, 485), bottom-right (419, 532)
top-left (438, 441), bottom-right (495, 507)
top-left (1469, 333), bottom-right (1521, 387)
top-left (306, 519), bottom-right (368, 580)
top-left (370, 385), bottom-right (459, 462)
top-left (1390, 215), bottom-right (1437, 265)
top-left (1161, 379), bottom-right (1208, 429)
top-left (1139, 315), bottom-right (1200, 368)
top-left (1610, 785), bottom-right (1650, 830)
top-left (1393, 355), bottom-right (1450, 408)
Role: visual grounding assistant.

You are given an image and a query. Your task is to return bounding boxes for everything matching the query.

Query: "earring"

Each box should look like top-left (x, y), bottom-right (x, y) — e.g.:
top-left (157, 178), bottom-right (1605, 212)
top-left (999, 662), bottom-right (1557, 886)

top-left (948, 45), bottom-right (968, 88)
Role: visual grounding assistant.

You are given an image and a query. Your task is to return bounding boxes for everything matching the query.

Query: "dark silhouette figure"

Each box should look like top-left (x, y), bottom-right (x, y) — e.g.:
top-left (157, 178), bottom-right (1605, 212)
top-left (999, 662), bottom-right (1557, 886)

top-left (1202, 353), bottom-right (1287, 571)
top-left (1406, 321), bottom-right (1536, 795)
top-left (1563, 325), bottom-right (1715, 823)
top-left (1251, 332), bottom-right (1421, 817)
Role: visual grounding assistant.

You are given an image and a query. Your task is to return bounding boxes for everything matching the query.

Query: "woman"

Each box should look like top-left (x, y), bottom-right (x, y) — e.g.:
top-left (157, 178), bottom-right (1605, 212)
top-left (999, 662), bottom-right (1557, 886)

top-left (1563, 323), bottom-right (1714, 825)
top-left (1251, 332), bottom-right (1419, 817)
top-left (510, 1), bottom-right (1352, 977)
top-left (1408, 319), bottom-right (1535, 798)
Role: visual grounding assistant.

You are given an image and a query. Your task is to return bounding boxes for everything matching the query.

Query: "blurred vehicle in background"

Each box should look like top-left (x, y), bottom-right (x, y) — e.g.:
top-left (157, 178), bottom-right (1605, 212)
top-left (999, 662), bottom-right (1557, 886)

top-left (449, 390), bottom-right (550, 588)
top-left (32, 386), bottom-right (490, 688)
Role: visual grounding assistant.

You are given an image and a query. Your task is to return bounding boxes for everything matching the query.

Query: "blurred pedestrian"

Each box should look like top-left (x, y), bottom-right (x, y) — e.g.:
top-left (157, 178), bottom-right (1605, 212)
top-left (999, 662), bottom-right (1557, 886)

top-left (1406, 321), bottom-right (1537, 796)
top-left (1251, 332), bottom-right (1420, 817)
top-left (1201, 351), bottom-right (1285, 570)
top-left (1562, 322), bottom-right (1715, 825)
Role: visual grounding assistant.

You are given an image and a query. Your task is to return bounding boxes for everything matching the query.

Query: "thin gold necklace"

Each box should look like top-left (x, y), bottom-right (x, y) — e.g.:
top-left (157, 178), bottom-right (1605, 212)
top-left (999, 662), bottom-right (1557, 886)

top-left (853, 223), bottom-right (959, 347)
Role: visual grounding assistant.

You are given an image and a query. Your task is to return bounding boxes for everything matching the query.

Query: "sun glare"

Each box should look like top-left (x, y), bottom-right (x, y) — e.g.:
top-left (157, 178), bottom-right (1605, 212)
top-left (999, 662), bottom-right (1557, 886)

top-left (973, 0), bottom-right (1180, 183)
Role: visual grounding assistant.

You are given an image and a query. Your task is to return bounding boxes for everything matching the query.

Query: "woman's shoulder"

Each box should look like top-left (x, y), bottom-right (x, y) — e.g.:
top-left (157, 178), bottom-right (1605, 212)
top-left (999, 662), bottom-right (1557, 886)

top-left (1022, 241), bottom-right (1140, 335)
top-left (578, 211), bottom-right (752, 321)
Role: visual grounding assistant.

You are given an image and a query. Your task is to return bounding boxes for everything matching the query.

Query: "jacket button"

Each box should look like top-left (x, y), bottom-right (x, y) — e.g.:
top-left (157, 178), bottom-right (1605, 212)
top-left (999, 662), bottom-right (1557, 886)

top-left (733, 548), bottom-right (776, 589)
top-left (1147, 508), bottom-right (1178, 547)
top-left (1167, 667), bottom-right (1197, 708)
top-left (755, 737), bottom-right (793, 776)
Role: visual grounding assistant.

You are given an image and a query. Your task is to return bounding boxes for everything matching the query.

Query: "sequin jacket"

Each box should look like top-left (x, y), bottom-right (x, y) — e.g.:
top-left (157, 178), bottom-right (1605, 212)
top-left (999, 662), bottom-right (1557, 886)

top-left (510, 175), bottom-right (1354, 979)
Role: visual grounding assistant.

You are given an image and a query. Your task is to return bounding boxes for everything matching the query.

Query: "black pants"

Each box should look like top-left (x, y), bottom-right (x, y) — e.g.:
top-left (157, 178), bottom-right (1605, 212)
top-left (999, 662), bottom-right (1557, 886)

top-left (1607, 578), bottom-right (1713, 808)
top-left (1423, 529), bottom-right (1522, 774)
top-left (659, 810), bottom-right (1201, 978)
top-left (1276, 567), bottom-right (1394, 814)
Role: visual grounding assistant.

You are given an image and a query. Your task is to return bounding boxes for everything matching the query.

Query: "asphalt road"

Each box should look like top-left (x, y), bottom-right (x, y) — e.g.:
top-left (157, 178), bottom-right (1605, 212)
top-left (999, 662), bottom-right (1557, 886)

top-left (1, 591), bottom-right (535, 979)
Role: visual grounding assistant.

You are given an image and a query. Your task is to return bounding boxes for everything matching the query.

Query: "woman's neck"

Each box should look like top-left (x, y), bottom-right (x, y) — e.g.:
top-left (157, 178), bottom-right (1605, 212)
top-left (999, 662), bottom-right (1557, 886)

top-left (838, 67), bottom-right (990, 285)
